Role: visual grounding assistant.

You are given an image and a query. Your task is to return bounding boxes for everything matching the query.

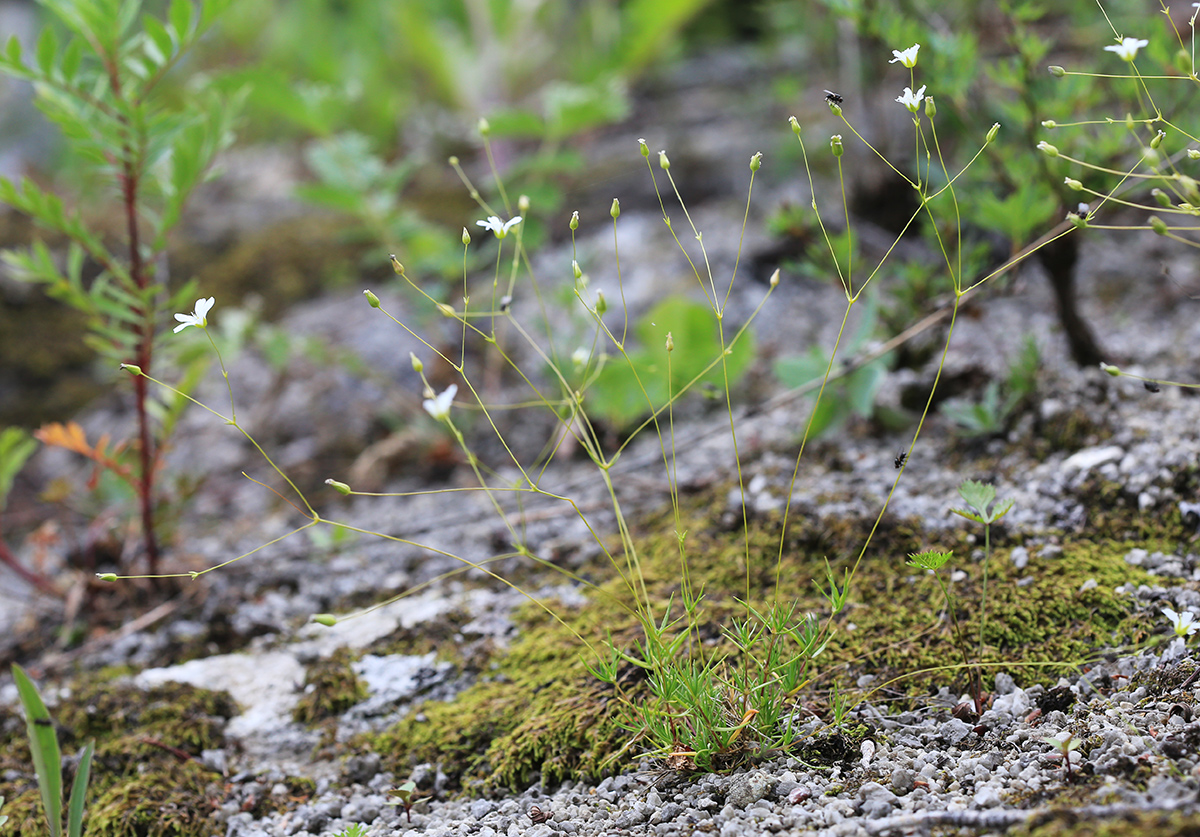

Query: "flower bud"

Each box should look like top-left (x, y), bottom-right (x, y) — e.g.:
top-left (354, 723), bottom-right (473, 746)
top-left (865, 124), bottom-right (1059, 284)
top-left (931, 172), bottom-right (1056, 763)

top-left (610, 198), bottom-right (620, 219)
top-left (313, 613), bottom-right (338, 627)
top-left (658, 150), bottom-right (670, 169)
top-left (325, 479), bottom-right (352, 495)
top-left (570, 210), bottom-right (579, 230)
top-left (389, 254), bottom-right (405, 275)
top-left (924, 96), bottom-right (936, 118)
top-left (769, 268), bottom-right (780, 287)
top-left (986, 123), bottom-right (1000, 143)
top-left (665, 332), bottom-right (674, 352)
top-left (364, 289), bottom-right (381, 308)
top-left (1125, 113), bottom-right (1135, 130)
top-left (1048, 65), bottom-right (1065, 77)
top-left (410, 352), bottom-right (423, 373)
top-left (573, 260), bottom-right (582, 279)
top-left (790, 116), bottom-right (801, 137)
top-left (1037, 141), bottom-right (1058, 157)
top-left (120, 363), bottom-right (143, 376)
top-left (1100, 362), bottom-right (1121, 376)
top-left (478, 117), bottom-right (490, 136)
top-left (437, 303), bottom-right (456, 317)
top-left (750, 152), bottom-right (762, 172)
top-left (1067, 212), bottom-right (1087, 230)
top-left (97, 572), bottom-right (118, 582)
top-left (518, 194), bottom-right (530, 213)
top-left (1041, 120), bottom-right (1057, 129)
top-left (1150, 130), bottom-right (1165, 149)
top-left (1064, 177), bottom-right (1083, 191)
top-left (1143, 147), bottom-right (1160, 166)
top-left (595, 290), bottom-right (608, 316)
top-left (1179, 176), bottom-right (1200, 205)
top-left (1152, 188), bottom-right (1172, 207)
top-left (448, 155), bottom-right (459, 166)
top-left (1189, 148), bottom-right (1200, 160)
top-left (1150, 216), bottom-right (1168, 235)
top-left (638, 138), bottom-right (649, 157)
top-left (831, 134), bottom-right (843, 157)
top-left (461, 227), bottom-right (471, 245)
top-left (1176, 48), bottom-right (1193, 76)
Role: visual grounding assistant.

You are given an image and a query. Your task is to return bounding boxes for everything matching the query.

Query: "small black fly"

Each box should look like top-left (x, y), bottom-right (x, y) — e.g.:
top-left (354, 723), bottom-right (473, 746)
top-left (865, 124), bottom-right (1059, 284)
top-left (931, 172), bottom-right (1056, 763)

top-left (894, 450), bottom-right (908, 469)
top-left (1144, 380), bottom-right (1161, 393)
top-left (824, 90), bottom-right (844, 106)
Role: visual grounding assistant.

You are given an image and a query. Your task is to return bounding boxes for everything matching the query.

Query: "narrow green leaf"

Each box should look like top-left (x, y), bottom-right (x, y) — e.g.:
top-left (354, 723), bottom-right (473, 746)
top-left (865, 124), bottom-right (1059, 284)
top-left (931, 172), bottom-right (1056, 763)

top-left (12, 664), bottom-right (63, 837)
top-left (65, 740), bottom-right (93, 837)
top-left (35, 26), bottom-right (58, 77)
top-left (0, 428), bottom-right (38, 511)
top-left (60, 37), bottom-right (83, 81)
top-left (168, 0), bottom-right (194, 40)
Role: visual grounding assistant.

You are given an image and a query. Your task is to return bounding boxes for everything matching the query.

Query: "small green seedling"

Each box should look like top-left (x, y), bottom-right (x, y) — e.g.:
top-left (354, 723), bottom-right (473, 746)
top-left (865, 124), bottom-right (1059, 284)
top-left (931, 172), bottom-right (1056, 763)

top-left (1044, 732), bottom-right (1082, 777)
top-left (386, 781), bottom-right (419, 823)
top-left (951, 480), bottom-right (1014, 659)
top-left (12, 664), bottom-right (95, 837)
top-left (333, 825), bottom-right (369, 837)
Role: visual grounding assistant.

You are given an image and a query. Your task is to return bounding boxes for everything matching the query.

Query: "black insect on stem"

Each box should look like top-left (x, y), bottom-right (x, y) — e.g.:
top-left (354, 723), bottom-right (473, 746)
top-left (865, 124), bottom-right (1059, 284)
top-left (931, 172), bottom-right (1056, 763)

top-left (824, 89), bottom-right (844, 105)
top-left (1144, 380), bottom-right (1161, 393)
top-left (894, 450), bottom-right (908, 469)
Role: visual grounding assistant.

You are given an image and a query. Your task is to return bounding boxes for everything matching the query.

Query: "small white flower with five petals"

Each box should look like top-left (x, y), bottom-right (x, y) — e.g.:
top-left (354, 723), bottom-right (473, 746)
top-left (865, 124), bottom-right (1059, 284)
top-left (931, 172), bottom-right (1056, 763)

top-left (896, 85), bottom-right (927, 113)
top-left (476, 216), bottom-right (523, 238)
top-left (1163, 607), bottom-right (1200, 638)
top-left (173, 297), bottom-right (214, 333)
top-left (422, 384), bottom-right (458, 421)
top-left (889, 44), bottom-right (920, 68)
top-left (1104, 37), bottom-right (1148, 61)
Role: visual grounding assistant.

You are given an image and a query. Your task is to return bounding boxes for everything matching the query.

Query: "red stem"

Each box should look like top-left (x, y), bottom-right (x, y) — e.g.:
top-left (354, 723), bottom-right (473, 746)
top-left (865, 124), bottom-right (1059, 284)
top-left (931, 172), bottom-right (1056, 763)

top-left (0, 533), bottom-right (61, 597)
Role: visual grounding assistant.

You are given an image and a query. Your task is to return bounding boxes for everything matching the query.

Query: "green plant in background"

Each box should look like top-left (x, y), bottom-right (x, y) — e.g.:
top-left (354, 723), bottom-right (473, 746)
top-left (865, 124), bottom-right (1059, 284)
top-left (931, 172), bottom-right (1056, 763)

top-left (0, 0), bottom-right (242, 575)
top-left (773, 291), bottom-right (893, 439)
top-left (951, 480), bottom-right (1014, 662)
top-left (0, 428), bottom-right (61, 595)
top-left (385, 781), bottom-right (419, 824)
top-left (12, 664), bottom-right (95, 837)
top-left (939, 335), bottom-right (1039, 438)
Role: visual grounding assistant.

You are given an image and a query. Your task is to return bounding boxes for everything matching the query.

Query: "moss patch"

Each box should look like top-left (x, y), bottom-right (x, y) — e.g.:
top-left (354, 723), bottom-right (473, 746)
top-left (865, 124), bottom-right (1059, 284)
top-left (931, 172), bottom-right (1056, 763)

top-left (1015, 808), bottom-right (1200, 837)
top-left (365, 483), bottom-right (1171, 791)
top-left (292, 646), bottom-right (368, 725)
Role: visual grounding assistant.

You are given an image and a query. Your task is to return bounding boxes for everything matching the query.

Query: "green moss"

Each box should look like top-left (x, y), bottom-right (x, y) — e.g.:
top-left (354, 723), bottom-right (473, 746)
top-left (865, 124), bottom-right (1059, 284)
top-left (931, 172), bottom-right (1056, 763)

top-left (85, 762), bottom-right (216, 837)
top-left (1014, 809), bottom-right (1200, 837)
top-left (292, 647), bottom-right (368, 725)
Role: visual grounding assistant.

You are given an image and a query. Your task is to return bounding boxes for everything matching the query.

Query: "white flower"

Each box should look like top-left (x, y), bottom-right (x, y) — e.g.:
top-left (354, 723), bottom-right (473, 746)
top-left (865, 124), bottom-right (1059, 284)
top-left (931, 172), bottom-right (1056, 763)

top-left (173, 297), bottom-right (214, 333)
top-left (1162, 607), bottom-right (1200, 638)
top-left (1104, 37), bottom-right (1148, 61)
top-left (476, 215), bottom-right (523, 238)
top-left (896, 85), bottom-right (927, 113)
top-left (422, 384), bottom-right (457, 421)
top-left (571, 347), bottom-right (590, 368)
top-left (889, 44), bottom-right (920, 68)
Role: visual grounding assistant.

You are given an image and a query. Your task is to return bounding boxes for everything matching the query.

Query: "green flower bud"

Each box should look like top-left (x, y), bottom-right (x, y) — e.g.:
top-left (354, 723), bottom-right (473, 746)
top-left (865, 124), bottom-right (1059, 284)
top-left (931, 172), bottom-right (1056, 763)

top-left (437, 303), bottom-right (456, 317)
top-left (325, 479), bottom-right (352, 495)
top-left (1037, 141), bottom-right (1059, 157)
top-left (1149, 215), bottom-right (1168, 235)
top-left (461, 227), bottom-right (471, 245)
top-left (1176, 48), bottom-right (1193, 76)
top-left (1179, 176), bottom-right (1200, 205)
top-left (120, 363), bottom-right (143, 376)
top-left (1153, 188), bottom-right (1173, 207)
top-left (665, 332), bottom-right (674, 352)
top-left (658, 150), bottom-right (670, 169)
top-left (570, 210), bottom-right (579, 230)
top-left (364, 289), bottom-right (381, 308)
top-left (97, 572), bottom-right (118, 582)
top-left (572, 260), bottom-right (582, 279)
top-left (750, 152), bottom-right (762, 172)
top-left (831, 134), bottom-right (843, 157)
top-left (389, 254), bottom-right (405, 275)
top-left (610, 198), bottom-right (620, 219)
top-left (1143, 147), bottom-right (1160, 166)
top-left (518, 194), bottom-right (530, 213)
top-left (1100, 362), bottom-right (1121, 376)
top-left (1125, 113), bottom-right (1135, 130)
top-left (1189, 148), bottom-right (1200, 160)
top-left (595, 290), bottom-right (608, 316)
top-left (1041, 120), bottom-right (1057, 129)
top-left (1064, 177), bottom-right (1083, 191)
top-left (986, 123), bottom-right (1000, 143)
top-left (410, 352), bottom-right (423, 372)
top-left (790, 116), bottom-right (801, 137)
top-left (638, 138), bottom-right (649, 157)
top-left (924, 96), bottom-right (936, 118)
top-left (1151, 130), bottom-right (1165, 149)
top-left (448, 155), bottom-right (459, 166)
top-left (1067, 212), bottom-right (1087, 230)
top-left (1048, 65), bottom-right (1065, 77)
top-left (478, 117), bottom-right (490, 136)
top-left (313, 613), bottom-right (338, 627)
